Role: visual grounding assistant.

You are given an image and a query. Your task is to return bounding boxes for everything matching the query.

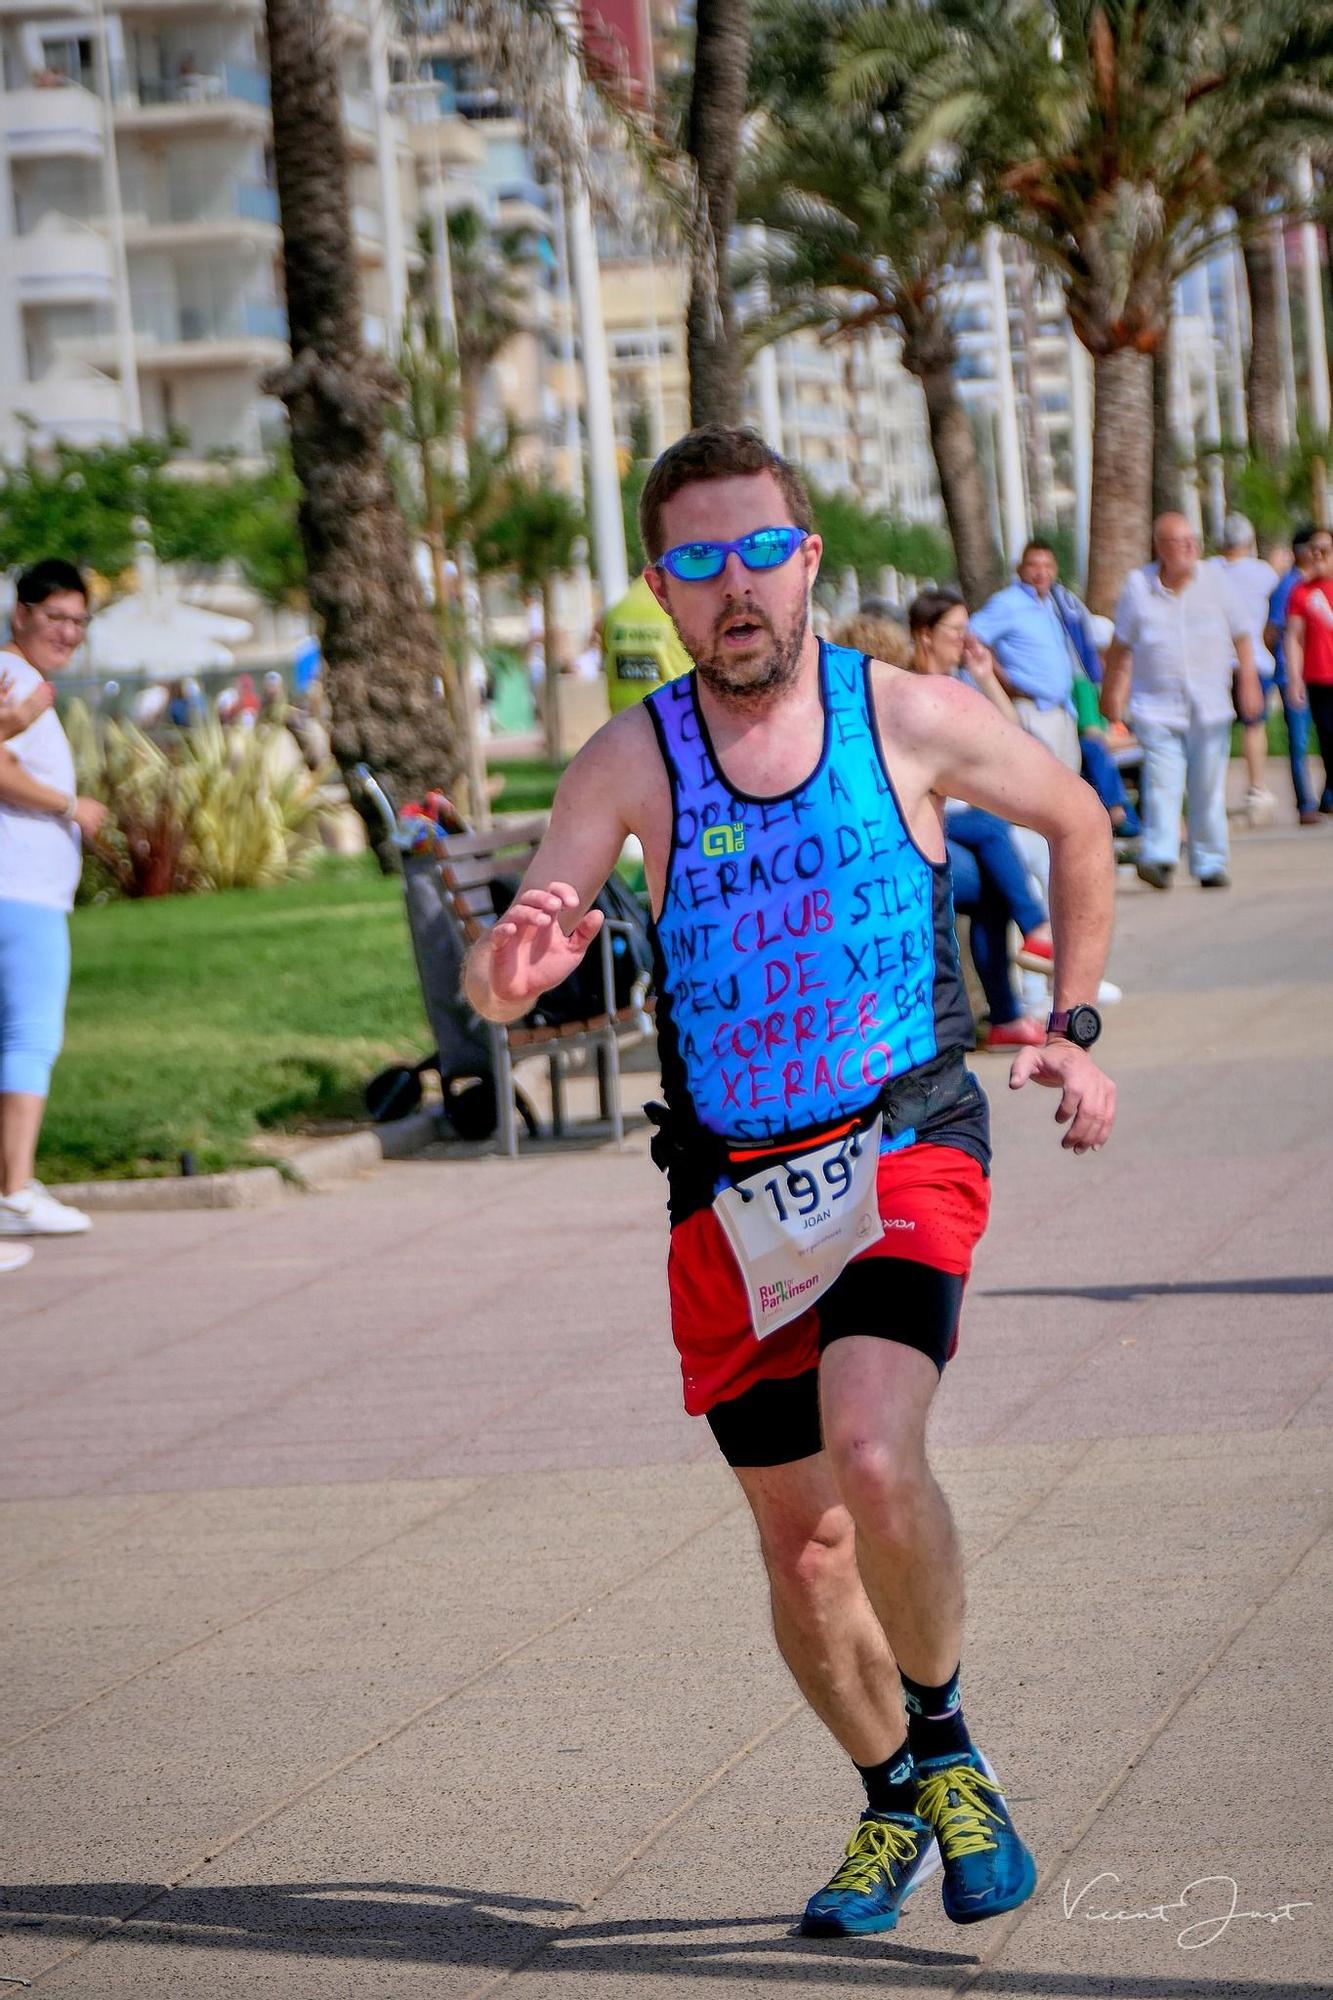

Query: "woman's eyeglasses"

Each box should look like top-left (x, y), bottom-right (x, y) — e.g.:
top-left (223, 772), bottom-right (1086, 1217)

top-left (655, 526), bottom-right (808, 582)
top-left (35, 609), bottom-right (91, 634)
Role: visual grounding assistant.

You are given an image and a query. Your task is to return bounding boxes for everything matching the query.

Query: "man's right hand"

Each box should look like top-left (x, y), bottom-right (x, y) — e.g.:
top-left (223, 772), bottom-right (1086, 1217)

top-left (484, 882), bottom-right (604, 1013)
top-left (71, 796), bottom-right (107, 841)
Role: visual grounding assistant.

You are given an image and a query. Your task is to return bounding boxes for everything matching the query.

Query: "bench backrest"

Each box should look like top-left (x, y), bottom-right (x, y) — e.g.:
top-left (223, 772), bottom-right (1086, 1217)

top-left (437, 814), bottom-right (548, 945)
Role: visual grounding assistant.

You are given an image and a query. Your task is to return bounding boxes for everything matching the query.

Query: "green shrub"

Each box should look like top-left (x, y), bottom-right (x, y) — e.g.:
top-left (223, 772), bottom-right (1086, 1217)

top-left (66, 702), bottom-right (334, 899)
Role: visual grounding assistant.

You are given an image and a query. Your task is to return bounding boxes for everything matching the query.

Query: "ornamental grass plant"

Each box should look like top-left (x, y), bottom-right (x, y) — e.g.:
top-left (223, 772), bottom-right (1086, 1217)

top-left (65, 701), bottom-right (334, 900)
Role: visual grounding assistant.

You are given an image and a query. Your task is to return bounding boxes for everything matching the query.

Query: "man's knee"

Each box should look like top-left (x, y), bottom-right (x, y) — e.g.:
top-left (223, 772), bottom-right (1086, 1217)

top-left (759, 1504), bottom-right (858, 1607)
top-left (825, 1429), bottom-right (933, 1544)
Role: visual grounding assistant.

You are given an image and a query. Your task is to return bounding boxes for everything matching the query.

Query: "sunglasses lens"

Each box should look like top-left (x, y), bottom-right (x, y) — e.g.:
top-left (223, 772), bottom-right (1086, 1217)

top-left (740, 528), bottom-right (799, 570)
top-left (666, 544), bottom-right (725, 581)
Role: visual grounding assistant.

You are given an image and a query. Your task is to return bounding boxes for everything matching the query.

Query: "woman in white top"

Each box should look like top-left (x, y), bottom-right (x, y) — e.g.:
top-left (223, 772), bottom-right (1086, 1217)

top-left (0, 560), bottom-right (107, 1261)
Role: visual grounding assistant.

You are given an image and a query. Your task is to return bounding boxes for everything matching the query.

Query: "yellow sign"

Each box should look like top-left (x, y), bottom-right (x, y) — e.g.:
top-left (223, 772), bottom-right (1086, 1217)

top-left (603, 573), bottom-right (693, 713)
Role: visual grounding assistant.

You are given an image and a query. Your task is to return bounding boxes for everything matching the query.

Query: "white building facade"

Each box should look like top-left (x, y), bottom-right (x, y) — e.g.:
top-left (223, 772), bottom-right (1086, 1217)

top-left (0, 0), bottom-right (420, 463)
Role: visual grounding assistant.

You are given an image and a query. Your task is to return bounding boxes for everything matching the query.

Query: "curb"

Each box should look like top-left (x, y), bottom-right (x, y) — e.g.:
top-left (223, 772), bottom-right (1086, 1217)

top-left (48, 1107), bottom-right (443, 1213)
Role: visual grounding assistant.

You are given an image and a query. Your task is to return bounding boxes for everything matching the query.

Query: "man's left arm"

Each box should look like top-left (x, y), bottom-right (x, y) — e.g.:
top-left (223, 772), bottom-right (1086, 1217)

top-left (906, 676), bottom-right (1117, 1152)
top-left (1232, 632), bottom-right (1264, 725)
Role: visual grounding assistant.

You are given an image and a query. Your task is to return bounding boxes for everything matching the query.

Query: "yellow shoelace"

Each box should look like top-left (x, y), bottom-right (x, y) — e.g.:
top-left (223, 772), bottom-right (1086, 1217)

top-left (916, 1762), bottom-right (1003, 1859)
top-left (825, 1815), bottom-right (922, 1894)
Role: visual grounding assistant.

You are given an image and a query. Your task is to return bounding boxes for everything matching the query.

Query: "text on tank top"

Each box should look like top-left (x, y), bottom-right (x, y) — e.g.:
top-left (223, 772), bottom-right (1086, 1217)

top-left (646, 641), bottom-right (973, 1146)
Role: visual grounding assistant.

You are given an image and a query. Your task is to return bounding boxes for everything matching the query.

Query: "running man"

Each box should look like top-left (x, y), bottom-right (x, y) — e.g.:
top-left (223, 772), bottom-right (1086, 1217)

top-left (464, 427), bottom-right (1116, 1939)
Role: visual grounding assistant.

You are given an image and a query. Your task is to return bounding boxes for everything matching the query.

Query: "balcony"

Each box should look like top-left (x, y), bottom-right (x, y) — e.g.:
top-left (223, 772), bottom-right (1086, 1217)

top-left (1, 85), bottom-right (104, 160)
top-left (351, 200), bottom-right (384, 261)
top-left (342, 90), bottom-right (377, 155)
top-left (53, 289), bottom-right (287, 372)
top-left (12, 367), bottom-right (126, 449)
top-left (6, 217), bottom-right (114, 305)
top-left (114, 60), bottom-right (270, 130)
top-left (122, 177), bottom-right (280, 249)
top-left (0, 0), bottom-right (97, 15)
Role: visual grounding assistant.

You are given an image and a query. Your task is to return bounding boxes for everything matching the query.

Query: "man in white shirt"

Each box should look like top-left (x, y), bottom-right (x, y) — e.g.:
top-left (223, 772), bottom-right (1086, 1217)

top-left (1212, 513), bottom-right (1279, 826)
top-left (1102, 515), bottom-right (1261, 890)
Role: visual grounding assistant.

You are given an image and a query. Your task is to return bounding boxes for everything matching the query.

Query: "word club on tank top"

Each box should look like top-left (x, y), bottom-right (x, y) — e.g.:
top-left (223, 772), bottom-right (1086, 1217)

top-left (646, 641), bottom-right (973, 1149)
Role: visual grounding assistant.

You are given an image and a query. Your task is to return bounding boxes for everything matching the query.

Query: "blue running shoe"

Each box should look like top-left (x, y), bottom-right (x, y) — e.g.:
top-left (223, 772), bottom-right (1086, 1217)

top-left (915, 1750), bottom-right (1037, 1925)
top-left (800, 1810), bottom-right (940, 1936)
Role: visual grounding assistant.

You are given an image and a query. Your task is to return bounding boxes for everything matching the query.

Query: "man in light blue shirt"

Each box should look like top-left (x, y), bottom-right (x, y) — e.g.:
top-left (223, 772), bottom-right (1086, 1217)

top-left (969, 542), bottom-right (1089, 770)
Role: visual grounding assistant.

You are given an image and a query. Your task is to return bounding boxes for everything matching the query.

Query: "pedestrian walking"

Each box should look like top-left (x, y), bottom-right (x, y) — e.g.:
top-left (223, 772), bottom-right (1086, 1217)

top-left (464, 427), bottom-right (1116, 1941)
top-left (1103, 514), bottom-right (1263, 890)
top-left (968, 540), bottom-right (1096, 771)
top-left (1264, 527), bottom-right (1321, 824)
top-left (0, 560), bottom-right (107, 1252)
top-left (1283, 527), bottom-right (1333, 815)
top-left (1211, 514), bottom-right (1280, 826)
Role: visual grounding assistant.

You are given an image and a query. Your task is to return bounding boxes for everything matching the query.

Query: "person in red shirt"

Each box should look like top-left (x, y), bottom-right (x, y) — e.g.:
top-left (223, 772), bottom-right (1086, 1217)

top-left (1286, 528), bottom-right (1333, 813)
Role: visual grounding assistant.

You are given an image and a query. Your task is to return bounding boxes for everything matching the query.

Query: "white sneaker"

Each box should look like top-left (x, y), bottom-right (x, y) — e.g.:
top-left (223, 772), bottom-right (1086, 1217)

top-left (1, 1242), bottom-right (34, 1273)
top-left (1246, 786), bottom-right (1276, 828)
top-left (1097, 979), bottom-right (1123, 1004)
top-left (0, 1182), bottom-right (92, 1236)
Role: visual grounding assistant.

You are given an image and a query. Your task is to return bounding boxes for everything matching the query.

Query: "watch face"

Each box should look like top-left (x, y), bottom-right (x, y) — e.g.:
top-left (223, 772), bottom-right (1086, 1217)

top-left (1068, 1004), bottom-right (1102, 1048)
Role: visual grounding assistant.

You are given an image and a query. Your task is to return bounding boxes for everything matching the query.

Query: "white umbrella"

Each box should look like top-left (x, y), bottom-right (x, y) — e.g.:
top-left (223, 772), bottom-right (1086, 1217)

top-left (86, 586), bottom-right (252, 677)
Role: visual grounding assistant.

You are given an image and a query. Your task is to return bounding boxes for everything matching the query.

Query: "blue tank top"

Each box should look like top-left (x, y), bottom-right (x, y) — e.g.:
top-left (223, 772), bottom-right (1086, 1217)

top-left (645, 642), bottom-right (976, 1154)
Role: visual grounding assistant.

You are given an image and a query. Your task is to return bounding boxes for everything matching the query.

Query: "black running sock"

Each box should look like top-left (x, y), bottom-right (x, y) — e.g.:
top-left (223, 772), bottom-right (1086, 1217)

top-left (855, 1739), bottom-right (918, 1818)
top-left (900, 1663), bottom-right (973, 1763)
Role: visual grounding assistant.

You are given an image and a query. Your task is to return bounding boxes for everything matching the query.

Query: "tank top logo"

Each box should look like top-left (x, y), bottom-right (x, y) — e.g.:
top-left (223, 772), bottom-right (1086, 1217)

top-left (700, 821), bottom-right (746, 857)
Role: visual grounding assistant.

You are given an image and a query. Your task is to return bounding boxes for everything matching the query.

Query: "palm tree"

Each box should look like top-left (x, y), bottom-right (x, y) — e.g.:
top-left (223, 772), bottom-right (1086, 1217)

top-left (477, 479), bottom-right (587, 757)
top-left (441, 207), bottom-right (533, 444)
top-left (839, 0), bottom-right (1333, 611)
top-left (264, 0), bottom-right (458, 820)
top-left (1151, 311), bottom-right (1185, 519)
top-left (1234, 186), bottom-right (1289, 468)
top-left (685, 0), bottom-right (751, 424)
top-left (740, 2), bottom-right (1001, 603)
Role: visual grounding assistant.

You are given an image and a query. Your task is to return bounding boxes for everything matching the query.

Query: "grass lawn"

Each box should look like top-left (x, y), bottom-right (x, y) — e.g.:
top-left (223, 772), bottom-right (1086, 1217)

top-left (41, 857), bottom-right (431, 1184)
top-left (489, 756), bottom-right (567, 814)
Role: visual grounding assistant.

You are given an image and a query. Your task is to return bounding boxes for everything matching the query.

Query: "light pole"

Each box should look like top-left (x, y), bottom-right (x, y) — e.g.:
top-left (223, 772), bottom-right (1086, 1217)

top-left (1271, 216), bottom-right (1299, 449)
top-left (984, 229), bottom-right (1027, 564)
top-left (92, 0), bottom-right (140, 436)
top-left (557, 3), bottom-right (629, 609)
top-left (550, 169), bottom-right (593, 642)
top-left (1295, 151), bottom-right (1330, 526)
top-left (413, 93), bottom-right (491, 828)
top-left (1066, 322), bottom-right (1092, 589)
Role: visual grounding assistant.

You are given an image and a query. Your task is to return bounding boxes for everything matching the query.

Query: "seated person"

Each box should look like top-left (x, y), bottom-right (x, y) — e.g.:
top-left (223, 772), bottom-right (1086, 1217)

top-left (836, 602), bottom-right (1050, 1050)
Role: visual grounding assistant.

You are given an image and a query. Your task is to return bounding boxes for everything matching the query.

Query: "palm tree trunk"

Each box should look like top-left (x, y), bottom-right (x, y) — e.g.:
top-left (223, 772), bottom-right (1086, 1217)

top-left (1086, 347), bottom-right (1152, 616)
top-left (264, 0), bottom-right (458, 820)
top-left (1236, 191), bottom-right (1285, 467)
top-left (685, 0), bottom-right (750, 426)
top-left (1151, 319), bottom-right (1183, 519)
top-left (904, 330), bottom-right (1001, 608)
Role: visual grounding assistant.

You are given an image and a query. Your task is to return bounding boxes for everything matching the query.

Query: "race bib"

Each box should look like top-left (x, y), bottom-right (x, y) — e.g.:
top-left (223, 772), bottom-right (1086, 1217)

top-left (713, 1117), bottom-right (885, 1339)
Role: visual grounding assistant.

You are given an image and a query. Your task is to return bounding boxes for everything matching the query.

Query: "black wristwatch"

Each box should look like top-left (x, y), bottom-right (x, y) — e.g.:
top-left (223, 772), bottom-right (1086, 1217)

top-left (1047, 1004), bottom-right (1102, 1049)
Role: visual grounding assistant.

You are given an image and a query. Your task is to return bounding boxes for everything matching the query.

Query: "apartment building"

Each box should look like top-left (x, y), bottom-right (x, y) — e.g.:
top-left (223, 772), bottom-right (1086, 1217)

top-left (949, 238), bottom-right (1080, 540)
top-left (0, 0), bottom-right (420, 463)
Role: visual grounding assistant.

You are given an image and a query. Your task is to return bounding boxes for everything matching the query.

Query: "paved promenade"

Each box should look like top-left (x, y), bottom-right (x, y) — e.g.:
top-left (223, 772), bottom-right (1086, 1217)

top-left (2, 808), bottom-right (1331, 1997)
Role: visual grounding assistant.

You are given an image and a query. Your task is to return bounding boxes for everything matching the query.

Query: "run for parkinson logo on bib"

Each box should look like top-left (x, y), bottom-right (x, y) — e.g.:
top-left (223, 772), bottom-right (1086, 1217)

top-left (758, 1271), bottom-right (822, 1317)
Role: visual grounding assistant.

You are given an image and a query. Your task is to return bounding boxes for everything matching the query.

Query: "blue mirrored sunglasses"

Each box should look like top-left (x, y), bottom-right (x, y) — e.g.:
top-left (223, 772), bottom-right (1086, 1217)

top-left (656, 526), bottom-right (809, 582)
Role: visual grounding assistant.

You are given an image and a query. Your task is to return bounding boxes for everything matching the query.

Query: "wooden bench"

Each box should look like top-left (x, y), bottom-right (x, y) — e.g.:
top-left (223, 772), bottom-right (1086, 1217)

top-left (436, 815), bottom-right (653, 1156)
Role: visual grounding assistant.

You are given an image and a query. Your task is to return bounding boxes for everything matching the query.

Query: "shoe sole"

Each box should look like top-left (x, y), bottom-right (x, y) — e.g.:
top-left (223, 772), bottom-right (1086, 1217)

top-left (0, 1220), bottom-right (91, 1236)
top-left (799, 1838), bottom-right (942, 1937)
